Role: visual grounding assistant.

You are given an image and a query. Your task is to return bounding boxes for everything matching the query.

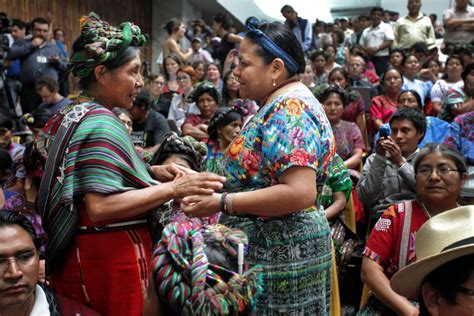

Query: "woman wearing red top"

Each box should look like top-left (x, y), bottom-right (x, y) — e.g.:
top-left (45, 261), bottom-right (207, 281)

top-left (369, 68), bottom-right (403, 133)
top-left (360, 144), bottom-right (467, 316)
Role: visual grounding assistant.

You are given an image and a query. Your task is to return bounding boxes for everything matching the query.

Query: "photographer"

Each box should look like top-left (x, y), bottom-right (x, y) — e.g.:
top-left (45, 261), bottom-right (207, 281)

top-left (357, 108), bottom-right (426, 227)
top-left (7, 17), bottom-right (67, 114)
top-left (1, 18), bottom-right (26, 117)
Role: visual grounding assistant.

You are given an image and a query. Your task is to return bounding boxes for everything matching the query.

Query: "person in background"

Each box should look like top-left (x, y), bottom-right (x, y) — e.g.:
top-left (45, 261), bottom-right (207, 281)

top-left (310, 50), bottom-right (329, 86)
top-left (347, 54), bottom-right (376, 89)
top-left (0, 210), bottom-right (100, 315)
top-left (390, 206), bottom-right (474, 316)
top-left (281, 4), bottom-right (313, 52)
top-left (147, 74), bottom-right (166, 111)
top-left (211, 12), bottom-right (242, 68)
top-left (181, 81), bottom-right (220, 142)
top-left (360, 7), bottom-right (395, 76)
top-left (312, 20), bottom-right (332, 50)
top-left (52, 28), bottom-right (69, 97)
top-left (393, 0), bottom-right (436, 51)
top-left (331, 29), bottom-right (350, 67)
top-left (357, 108), bottom-right (425, 225)
top-left (7, 17), bottom-right (67, 114)
top-left (369, 68), bottom-right (404, 132)
top-left (360, 145), bottom-right (467, 316)
top-left (431, 55), bottom-right (465, 115)
top-left (35, 76), bottom-right (72, 114)
top-left (221, 70), bottom-right (241, 106)
top-left (112, 108), bottom-right (133, 135)
top-left (128, 90), bottom-right (170, 156)
top-left (300, 61), bottom-right (317, 89)
top-left (442, 0), bottom-right (474, 54)
top-left (188, 37), bottom-right (214, 65)
top-left (192, 61), bottom-right (206, 82)
top-left (323, 44), bottom-right (341, 73)
top-left (388, 49), bottom-right (405, 73)
top-left (158, 54), bottom-right (183, 117)
top-left (205, 62), bottom-right (224, 94)
top-left (203, 107), bottom-right (243, 174)
top-left (162, 18), bottom-right (192, 62)
top-left (423, 58), bottom-right (442, 80)
top-left (167, 66), bottom-right (200, 131)
top-left (401, 54), bottom-right (434, 108)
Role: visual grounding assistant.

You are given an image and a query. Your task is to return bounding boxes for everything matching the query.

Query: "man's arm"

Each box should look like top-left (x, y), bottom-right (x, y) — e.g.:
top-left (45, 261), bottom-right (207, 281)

top-left (6, 40), bottom-right (35, 60)
top-left (302, 20), bottom-right (313, 51)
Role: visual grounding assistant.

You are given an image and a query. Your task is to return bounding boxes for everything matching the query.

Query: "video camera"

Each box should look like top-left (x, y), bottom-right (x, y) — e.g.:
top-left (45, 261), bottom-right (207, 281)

top-left (0, 15), bottom-right (12, 68)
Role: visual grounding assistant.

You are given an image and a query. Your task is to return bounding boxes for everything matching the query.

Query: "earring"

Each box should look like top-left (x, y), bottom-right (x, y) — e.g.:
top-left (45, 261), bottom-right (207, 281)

top-left (272, 79), bottom-right (276, 87)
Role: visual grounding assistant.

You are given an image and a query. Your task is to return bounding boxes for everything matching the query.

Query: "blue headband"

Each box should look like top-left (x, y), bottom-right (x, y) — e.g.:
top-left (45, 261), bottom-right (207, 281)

top-left (246, 23), bottom-right (300, 74)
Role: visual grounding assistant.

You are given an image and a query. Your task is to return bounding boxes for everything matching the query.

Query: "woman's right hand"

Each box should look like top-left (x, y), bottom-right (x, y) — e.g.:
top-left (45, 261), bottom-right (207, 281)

top-left (170, 172), bottom-right (226, 199)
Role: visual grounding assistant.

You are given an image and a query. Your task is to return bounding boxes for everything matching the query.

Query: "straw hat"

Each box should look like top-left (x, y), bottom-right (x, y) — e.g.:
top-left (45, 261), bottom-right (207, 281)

top-left (390, 205), bottom-right (474, 299)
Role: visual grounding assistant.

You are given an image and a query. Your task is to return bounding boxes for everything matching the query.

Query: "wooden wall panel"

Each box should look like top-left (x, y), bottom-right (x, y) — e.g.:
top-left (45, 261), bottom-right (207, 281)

top-left (1, 0), bottom-right (152, 58)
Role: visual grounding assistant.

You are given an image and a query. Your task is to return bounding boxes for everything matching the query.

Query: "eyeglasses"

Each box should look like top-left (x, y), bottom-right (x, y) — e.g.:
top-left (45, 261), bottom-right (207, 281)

top-left (417, 166), bottom-right (459, 177)
top-left (177, 76), bottom-right (190, 81)
top-left (153, 81), bottom-right (165, 86)
top-left (0, 251), bottom-right (39, 272)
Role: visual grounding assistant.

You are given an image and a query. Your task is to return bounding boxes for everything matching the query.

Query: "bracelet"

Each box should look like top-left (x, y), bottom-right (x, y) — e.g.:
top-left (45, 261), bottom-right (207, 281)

top-left (226, 193), bottom-right (235, 215)
top-left (220, 192), bottom-right (228, 214)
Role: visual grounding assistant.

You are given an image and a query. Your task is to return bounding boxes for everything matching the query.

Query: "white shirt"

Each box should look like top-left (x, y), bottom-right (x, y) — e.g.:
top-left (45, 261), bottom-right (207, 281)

top-left (167, 94), bottom-right (201, 131)
top-left (360, 21), bottom-right (394, 57)
top-left (30, 285), bottom-right (51, 316)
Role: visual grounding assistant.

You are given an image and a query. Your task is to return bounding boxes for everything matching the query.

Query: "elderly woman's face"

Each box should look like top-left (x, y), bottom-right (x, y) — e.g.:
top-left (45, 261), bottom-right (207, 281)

top-left (234, 38), bottom-right (273, 101)
top-left (197, 92), bottom-right (218, 119)
top-left (102, 54), bottom-right (143, 110)
top-left (416, 151), bottom-right (465, 205)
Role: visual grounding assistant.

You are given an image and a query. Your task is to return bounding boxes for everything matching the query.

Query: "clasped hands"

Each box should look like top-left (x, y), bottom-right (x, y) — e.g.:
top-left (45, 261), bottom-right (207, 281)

top-left (151, 164), bottom-right (225, 217)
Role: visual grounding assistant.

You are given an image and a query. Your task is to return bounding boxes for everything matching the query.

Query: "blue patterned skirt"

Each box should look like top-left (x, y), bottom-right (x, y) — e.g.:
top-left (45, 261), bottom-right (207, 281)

top-left (220, 210), bottom-right (332, 315)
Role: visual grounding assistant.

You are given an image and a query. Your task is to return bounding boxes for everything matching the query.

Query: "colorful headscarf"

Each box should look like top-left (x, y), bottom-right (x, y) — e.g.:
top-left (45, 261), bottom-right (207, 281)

top-left (152, 220), bottom-right (262, 315)
top-left (69, 12), bottom-right (147, 79)
top-left (439, 86), bottom-right (466, 122)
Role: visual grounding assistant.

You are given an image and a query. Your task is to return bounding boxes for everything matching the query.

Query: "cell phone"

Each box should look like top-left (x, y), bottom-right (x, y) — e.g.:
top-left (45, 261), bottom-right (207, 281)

top-left (379, 125), bottom-right (391, 138)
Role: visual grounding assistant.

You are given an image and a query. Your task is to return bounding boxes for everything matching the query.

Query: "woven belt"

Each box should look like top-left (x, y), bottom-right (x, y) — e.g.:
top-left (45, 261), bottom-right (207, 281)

top-left (77, 219), bottom-right (147, 234)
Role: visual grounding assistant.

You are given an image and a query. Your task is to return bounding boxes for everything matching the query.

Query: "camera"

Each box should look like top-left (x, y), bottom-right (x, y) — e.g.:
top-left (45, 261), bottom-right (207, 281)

top-left (379, 125), bottom-right (391, 138)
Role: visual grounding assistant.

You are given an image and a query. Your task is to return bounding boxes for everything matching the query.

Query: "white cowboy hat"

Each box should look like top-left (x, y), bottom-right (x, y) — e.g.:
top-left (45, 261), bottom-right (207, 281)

top-left (390, 205), bottom-right (474, 299)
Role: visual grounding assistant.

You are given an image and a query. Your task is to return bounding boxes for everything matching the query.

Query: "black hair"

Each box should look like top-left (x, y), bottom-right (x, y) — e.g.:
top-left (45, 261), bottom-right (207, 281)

top-left (0, 210), bottom-right (40, 250)
top-left (462, 62), bottom-right (474, 82)
top-left (410, 42), bottom-right (429, 55)
top-left (11, 18), bottom-right (26, 29)
top-left (31, 17), bottom-right (49, 27)
top-left (389, 108), bottom-right (427, 143)
top-left (398, 90), bottom-right (422, 109)
top-left (133, 90), bottom-right (151, 110)
top-left (163, 18), bottom-right (181, 35)
top-left (370, 7), bottom-right (384, 15)
top-left (207, 108), bottom-right (243, 142)
top-left (423, 58), bottom-right (441, 69)
top-left (245, 22), bottom-right (305, 76)
top-left (402, 53), bottom-right (420, 66)
top-left (280, 4), bottom-right (296, 13)
top-left (0, 113), bottom-right (13, 130)
top-left (222, 70), bottom-right (240, 105)
top-left (0, 148), bottom-right (12, 171)
top-left (191, 81), bottom-right (220, 104)
top-left (53, 28), bottom-right (64, 36)
top-left (79, 46), bottom-right (140, 91)
top-left (163, 53), bottom-right (183, 81)
top-left (310, 50), bottom-right (328, 62)
top-left (414, 143), bottom-right (467, 175)
top-left (328, 67), bottom-right (349, 85)
top-left (213, 12), bottom-right (234, 31)
top-left (331, 29), bottom-right (345, 46)
top-left (314, 20), bottom-right (326, 29)
top-left (445, 54), bottom-right (464, 68)
top-left (429, 13), bottom-right (438, 20)
top-left (380, 67), bottom-right (404, 89)
top-left (35, 76), bottom-right (59, 93)
top-left (318, 85), bottom-right (349, 107)
top-left (390, 48), bottom-right (405, 59)
top-left (359, 15), bottom-right (370, 21)
top-left (420, 254), bottom-right (474, 312)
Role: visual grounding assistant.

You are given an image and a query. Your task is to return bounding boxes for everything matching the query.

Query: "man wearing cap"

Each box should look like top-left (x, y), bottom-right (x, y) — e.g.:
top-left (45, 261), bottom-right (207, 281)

top-left (280, 4), bottom-right (313, 52)
top-left (393, 0), bottom-right (436, 51)
top-left (188, 37), bottom-right (214, 65)
top-left (391, 206), bottom-right (474, 315)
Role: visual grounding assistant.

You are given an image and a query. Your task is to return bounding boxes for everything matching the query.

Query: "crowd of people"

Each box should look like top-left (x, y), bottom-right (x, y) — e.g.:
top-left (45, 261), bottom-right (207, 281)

top-left (0, 0), bottom-right (473, 315)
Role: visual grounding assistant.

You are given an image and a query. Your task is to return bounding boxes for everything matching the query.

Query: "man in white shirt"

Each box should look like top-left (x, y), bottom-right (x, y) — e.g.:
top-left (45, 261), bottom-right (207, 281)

top-left (394, 0), bottom-right (436, 50)
top-left (0, 211), bottom-right (99, 315)
top-left (360, 7), bottom-right (395, 76)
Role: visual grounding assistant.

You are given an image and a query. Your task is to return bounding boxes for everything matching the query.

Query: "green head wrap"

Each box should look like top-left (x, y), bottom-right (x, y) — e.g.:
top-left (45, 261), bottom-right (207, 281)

top-left (69, 12), bottom-right (147, 79)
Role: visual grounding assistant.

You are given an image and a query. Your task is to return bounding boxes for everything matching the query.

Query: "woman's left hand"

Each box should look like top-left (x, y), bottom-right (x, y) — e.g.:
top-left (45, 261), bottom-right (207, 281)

top-left (151, 163), bottom-right (196, 182)
top-left (181, 193), bottom-right (221, 217)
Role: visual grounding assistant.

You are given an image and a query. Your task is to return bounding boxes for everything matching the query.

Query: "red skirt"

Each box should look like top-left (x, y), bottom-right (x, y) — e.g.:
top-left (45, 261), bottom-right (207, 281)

top-left (51, 226), bottom-right (152, 315)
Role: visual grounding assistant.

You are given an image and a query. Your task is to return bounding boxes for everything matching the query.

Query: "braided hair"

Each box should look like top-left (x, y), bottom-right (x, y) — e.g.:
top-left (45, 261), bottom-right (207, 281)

top-left (69, 12), bottom-right (147, 89)
top-left (152, 220), bottom-right (263, 315)
top-left (207, 107), bottom-right (244, 142)
top-left (153, 132), bottom-right (207, 171)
